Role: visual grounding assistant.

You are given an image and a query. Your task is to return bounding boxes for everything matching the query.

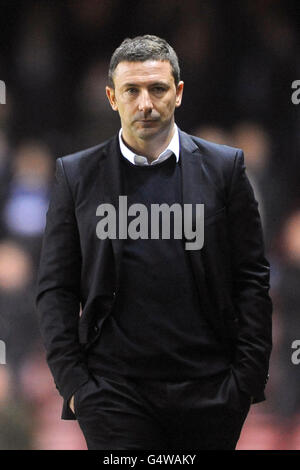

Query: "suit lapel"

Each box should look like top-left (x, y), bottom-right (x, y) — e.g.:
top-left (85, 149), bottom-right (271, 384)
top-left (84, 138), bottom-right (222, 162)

top-left (179, 130), bottom-right (224, 341)
top-left (98, 135), bottom-right (124, 292)
top-left (179, 129), bottom-right (206, 208)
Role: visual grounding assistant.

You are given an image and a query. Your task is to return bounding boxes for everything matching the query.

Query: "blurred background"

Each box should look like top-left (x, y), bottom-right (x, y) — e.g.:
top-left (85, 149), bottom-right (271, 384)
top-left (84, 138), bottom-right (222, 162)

top-left (0, 0), bottom-right (299, 450)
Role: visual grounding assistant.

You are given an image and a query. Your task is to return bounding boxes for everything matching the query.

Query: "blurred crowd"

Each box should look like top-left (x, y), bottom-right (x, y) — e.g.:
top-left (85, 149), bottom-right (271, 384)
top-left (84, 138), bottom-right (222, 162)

top-left (0, 0), bottom-right (299, 450)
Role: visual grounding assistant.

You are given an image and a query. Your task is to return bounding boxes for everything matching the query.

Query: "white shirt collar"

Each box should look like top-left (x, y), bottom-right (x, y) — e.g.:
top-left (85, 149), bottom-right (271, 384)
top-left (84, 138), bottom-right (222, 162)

top-left (118, 124), bottom-right (180, 166)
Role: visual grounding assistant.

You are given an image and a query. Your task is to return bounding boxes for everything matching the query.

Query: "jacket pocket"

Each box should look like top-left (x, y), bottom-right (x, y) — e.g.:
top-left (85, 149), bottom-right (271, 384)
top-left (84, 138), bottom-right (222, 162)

top-left (73, 380), bottom-right (90, 417)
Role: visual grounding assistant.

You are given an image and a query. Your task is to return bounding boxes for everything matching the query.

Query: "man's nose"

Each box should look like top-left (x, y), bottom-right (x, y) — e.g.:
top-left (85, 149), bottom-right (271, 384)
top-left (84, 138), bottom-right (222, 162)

top-left (138, 90), bottom-right (153, 113)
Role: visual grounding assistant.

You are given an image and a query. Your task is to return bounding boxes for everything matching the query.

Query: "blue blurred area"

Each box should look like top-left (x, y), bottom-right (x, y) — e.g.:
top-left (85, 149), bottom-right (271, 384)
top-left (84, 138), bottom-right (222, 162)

top-left (0, 0), bottom-right (299, 449)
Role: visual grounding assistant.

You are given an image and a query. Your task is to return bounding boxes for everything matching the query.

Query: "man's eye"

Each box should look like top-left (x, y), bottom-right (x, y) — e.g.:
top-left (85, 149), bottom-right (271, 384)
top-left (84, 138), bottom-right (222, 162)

top-left (126, 88), bottom-right (138, 95)
top-left (152, 87), bottom-right (165, 93)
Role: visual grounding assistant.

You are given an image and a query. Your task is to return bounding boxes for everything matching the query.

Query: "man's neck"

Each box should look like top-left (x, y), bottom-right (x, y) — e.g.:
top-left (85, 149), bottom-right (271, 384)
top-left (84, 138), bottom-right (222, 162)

top-left (121, 124), bottom-right (176, 163)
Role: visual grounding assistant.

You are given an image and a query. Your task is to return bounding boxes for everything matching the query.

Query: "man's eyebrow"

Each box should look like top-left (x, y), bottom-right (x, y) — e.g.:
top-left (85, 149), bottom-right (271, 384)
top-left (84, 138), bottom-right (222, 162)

top-left (121, 83), bottom-right (138, 89)
top-left (121, 81), bottom-right (170, 89)
top-left (150, 82), bottom-right (170, 87)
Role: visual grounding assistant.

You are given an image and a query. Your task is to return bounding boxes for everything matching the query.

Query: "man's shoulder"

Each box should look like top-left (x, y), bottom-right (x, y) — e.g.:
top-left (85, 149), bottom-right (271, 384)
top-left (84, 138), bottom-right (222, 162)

top-left (183, 130), bottom-right (242, 162)
top-left (58, 135), bottom-right (116, 169)
top-left (179, 130), bottom-right (244, 187)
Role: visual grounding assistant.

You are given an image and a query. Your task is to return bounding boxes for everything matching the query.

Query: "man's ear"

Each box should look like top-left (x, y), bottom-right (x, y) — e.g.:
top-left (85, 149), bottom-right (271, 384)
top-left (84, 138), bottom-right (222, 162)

top-left (106, 86), bottom-right (118, 111)
top-left (175, 81), bottom-right (184, 108)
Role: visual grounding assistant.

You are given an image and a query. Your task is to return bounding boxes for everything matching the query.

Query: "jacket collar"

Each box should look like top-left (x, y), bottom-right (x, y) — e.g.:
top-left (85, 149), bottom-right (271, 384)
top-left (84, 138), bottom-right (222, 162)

top-left (118, 124), bottom-right (180, 165)
top-left (98, 127), bottom-right (205, 205)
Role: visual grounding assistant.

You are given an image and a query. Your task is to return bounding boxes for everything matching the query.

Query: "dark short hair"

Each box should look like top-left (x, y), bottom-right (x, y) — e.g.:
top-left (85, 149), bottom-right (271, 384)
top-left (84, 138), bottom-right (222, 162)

top-left (108, 35), bottom-right (180, 88)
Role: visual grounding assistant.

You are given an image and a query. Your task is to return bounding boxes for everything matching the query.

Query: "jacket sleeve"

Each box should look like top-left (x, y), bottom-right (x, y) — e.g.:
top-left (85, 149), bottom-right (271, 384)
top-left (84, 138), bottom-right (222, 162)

top-left (35, 158), bottom-right (90, 416)
top-left (227, 149), bottom-right (273, 401)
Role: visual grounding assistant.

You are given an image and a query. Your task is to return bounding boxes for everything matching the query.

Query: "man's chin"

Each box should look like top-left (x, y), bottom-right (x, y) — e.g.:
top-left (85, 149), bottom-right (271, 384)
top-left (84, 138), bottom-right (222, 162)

top-left (135, 127), bottom-right (160, 140)
top-left (135, 122), bottom-right (169, 139)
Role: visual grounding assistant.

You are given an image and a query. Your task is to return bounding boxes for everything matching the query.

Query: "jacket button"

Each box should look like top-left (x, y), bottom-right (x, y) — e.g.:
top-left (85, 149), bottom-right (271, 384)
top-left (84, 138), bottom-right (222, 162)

top-left (94, 325), bottom-right (98, 332)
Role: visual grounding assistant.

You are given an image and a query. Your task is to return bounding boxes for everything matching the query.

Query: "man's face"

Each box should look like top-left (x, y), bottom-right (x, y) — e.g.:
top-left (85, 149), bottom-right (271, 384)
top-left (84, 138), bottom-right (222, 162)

top-left (106, 60), bottom-right (184, 143)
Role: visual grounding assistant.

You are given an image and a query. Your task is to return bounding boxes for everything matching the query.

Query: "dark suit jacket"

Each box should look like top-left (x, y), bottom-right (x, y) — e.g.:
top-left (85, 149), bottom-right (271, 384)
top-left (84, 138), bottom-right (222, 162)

top-left (35, 129), bottom-right (272, 420)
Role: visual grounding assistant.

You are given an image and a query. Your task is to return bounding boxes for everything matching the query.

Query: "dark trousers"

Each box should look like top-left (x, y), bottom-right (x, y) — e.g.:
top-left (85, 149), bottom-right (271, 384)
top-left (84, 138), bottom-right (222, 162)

top-left (74, 369), bottom-right (251, 450)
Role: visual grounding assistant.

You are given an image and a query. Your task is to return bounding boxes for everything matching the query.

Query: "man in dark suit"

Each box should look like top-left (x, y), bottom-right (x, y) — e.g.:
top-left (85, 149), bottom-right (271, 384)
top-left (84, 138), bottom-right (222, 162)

top-left (35, 35), bottom-right (272, 450)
